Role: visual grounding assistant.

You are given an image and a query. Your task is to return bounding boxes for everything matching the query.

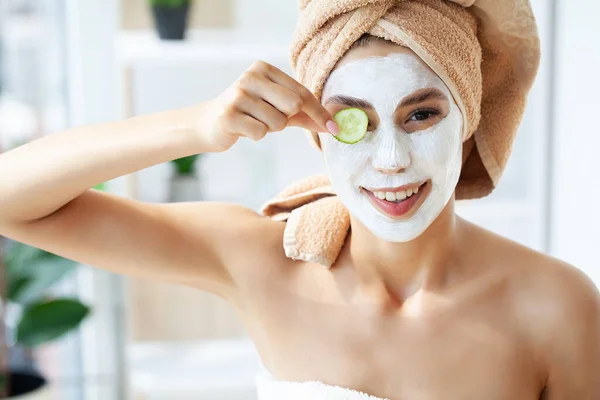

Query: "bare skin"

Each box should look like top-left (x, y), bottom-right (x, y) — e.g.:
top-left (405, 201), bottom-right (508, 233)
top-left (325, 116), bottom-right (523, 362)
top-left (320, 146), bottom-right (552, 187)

top-left (0, 39), bottom-right (598, 400)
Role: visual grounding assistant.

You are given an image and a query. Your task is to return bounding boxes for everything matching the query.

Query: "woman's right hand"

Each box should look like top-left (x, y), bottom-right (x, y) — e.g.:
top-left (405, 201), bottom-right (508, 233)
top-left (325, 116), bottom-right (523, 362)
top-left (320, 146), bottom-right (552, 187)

top-left (200, 60), bottom-right (339, 153)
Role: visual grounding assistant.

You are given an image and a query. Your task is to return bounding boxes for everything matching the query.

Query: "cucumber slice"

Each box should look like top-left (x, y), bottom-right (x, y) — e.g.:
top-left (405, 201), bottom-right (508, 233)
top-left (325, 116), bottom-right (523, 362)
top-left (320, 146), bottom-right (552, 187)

top-left (332, 108), bottom-right (369, 144)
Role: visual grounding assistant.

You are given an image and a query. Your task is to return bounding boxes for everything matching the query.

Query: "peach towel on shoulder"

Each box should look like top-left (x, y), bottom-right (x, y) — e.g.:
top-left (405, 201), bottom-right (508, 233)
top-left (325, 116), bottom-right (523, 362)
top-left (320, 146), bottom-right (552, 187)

top-left (261, 175), bottom-right (348, 268)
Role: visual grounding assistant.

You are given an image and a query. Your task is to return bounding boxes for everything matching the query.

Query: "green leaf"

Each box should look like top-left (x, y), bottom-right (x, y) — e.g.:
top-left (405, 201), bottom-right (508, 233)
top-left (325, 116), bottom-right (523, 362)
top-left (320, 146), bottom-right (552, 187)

top-left (7, 276), bottom-right (32, 301)
top-left (149, 0), bottom-right (190, 8)
top-left (171, 154), bottom-right (199, 176)
top-left (5, 244), bottom-right (78, 304)
top-left (16, 298), bottom-right (90, 347)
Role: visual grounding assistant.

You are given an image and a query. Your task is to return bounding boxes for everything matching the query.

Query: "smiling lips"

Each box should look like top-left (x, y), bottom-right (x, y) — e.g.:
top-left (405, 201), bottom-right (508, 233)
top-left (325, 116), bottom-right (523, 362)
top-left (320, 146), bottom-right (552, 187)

top-left (362, 182), bottom-right (428, 218)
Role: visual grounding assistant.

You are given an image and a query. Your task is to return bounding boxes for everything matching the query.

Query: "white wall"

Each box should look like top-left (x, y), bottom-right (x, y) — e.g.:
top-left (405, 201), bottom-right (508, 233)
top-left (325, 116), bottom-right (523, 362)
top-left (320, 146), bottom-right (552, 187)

top-left (65, 0), bottom-right (128, 399)
top-left (551, 0), bottom-right (600, 283)
top-left (235, 0), bottom-right (298, 35)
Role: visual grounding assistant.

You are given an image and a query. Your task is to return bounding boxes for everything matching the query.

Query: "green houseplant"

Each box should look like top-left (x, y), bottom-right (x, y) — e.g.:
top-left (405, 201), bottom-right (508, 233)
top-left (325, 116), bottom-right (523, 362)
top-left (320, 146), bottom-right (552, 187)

top-left (169, 155), bottom-right (202, 202)
top-left (171, 154), bottom-right (199, 177)
top-left (0, 241), bottom-right (90, 399)
top-left (149, 0), bottom-right (192, 40)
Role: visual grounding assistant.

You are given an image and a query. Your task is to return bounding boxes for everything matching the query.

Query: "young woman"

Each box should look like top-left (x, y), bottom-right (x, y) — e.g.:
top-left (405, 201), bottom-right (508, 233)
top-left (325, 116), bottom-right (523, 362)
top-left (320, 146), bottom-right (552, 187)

top-left (1, 0), bottom-right (598, 398)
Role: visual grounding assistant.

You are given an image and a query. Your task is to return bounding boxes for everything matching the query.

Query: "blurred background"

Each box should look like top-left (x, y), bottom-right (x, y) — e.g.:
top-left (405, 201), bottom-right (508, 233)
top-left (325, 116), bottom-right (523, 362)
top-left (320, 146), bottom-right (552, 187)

top-left (0, 0), bottom-right (598, 399)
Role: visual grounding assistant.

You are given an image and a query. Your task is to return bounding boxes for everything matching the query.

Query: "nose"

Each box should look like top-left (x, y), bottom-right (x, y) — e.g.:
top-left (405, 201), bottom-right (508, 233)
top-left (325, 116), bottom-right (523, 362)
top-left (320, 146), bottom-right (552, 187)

top-left (371, 132), bottom-right (411, 174)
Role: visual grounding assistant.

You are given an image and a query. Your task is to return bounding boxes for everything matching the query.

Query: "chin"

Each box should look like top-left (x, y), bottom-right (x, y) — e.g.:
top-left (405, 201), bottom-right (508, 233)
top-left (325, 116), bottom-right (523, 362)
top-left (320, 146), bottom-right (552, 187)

top-left (344, 198), bottom-right (429, 243)
top-left (343, 187), bottom-right (448, 243)
top-left (362, 215), bottom-right (431, 242)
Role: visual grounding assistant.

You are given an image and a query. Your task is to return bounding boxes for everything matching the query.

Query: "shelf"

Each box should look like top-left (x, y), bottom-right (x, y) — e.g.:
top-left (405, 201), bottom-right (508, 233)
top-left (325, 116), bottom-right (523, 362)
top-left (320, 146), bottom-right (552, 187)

top-left (117, 29), bottom-right (293, 67)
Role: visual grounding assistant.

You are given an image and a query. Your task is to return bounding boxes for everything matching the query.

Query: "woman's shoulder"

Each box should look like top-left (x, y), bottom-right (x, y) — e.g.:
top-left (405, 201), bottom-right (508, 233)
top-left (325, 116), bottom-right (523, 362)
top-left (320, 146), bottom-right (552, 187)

top-left (462, 217), bottom-right (599, 335)
top-left (459, 216), bottom-right (578, 276)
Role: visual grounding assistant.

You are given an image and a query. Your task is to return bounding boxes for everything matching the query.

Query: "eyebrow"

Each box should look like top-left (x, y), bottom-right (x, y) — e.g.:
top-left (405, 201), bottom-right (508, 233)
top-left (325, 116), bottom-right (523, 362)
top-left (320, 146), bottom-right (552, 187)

top-left (324, 88), bottom-right (448, 110)
top-left (324, 95), bottom-right (374, 109)
top-left (398, 88), bottom-right (448, 108)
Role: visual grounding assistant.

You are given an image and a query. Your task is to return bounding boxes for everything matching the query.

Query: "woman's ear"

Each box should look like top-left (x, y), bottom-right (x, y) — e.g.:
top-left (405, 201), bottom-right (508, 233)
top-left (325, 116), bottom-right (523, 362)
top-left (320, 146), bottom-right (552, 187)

top-left (462, 136), bottom-right (475, 166)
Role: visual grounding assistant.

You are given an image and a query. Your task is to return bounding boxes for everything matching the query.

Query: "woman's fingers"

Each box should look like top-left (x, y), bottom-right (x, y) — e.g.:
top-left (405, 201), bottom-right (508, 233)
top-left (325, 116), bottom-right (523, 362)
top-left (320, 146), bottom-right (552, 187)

top-left (209, 60), bottom-right (339, 153)
top-left (241, 75), bottom-right (303, 118)
top-left (287, 112), bottom-right (325, 132)
top-left (241, 75), bottom-right (332, 133)
top-left (248, 61), bottom-right (338, 135)
top-left (236, 94), bottom-right (288, 133)
top-left (223, 110), bottom-right (268, 142)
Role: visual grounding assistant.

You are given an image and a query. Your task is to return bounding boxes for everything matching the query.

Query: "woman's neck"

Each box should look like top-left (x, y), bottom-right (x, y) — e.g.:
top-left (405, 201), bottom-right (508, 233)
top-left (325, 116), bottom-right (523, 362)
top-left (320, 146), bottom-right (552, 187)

top-left (346, 199), bottom-right (463, 304)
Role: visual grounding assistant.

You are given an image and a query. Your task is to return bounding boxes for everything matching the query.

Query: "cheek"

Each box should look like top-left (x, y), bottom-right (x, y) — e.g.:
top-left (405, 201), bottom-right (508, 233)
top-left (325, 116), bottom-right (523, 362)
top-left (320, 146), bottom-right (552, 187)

top-left (323, 135), bottom-right (372, 177)
top-left (411, 134), bottom-right (457, 168)
top-left (409, 116), bottom-right (462, 173)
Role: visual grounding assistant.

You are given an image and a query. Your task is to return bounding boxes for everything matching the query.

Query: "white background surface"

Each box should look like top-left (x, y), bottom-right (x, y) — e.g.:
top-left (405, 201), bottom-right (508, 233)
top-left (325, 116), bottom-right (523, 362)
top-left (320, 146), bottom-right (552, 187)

top-left (550, 0), bottom-right (600, 283)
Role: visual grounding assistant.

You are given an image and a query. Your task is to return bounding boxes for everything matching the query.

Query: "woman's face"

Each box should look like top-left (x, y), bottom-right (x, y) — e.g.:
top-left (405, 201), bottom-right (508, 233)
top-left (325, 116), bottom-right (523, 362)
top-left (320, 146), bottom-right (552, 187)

top-left (319, 41), bottom-right (463, 242)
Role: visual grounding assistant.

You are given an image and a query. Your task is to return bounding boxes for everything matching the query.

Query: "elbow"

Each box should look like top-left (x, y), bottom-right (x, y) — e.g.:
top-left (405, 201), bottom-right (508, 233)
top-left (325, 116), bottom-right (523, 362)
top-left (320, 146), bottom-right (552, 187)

top-left (0, 198), bottom-right (57, 233)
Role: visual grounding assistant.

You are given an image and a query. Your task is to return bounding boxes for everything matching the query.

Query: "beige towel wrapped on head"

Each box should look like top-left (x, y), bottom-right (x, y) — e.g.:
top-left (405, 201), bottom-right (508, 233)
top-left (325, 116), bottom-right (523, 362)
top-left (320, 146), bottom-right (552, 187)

top-left (263, 0), bottom-right (541, 267)
top-left (293, 0), bottom-right (540, 199)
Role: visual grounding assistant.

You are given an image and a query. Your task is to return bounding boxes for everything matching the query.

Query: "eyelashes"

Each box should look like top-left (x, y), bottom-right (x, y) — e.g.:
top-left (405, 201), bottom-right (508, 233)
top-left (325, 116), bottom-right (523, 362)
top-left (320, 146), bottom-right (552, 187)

top-left (406, 108), bottom-right (442, 123)
top-left (365, 107), bottom-right (443, 132)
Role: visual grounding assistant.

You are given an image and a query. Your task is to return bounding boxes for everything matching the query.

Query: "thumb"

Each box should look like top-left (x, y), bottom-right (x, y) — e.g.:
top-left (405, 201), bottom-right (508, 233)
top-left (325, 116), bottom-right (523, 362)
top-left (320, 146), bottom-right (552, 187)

top-left (287, 112), bottom-right (325, 132)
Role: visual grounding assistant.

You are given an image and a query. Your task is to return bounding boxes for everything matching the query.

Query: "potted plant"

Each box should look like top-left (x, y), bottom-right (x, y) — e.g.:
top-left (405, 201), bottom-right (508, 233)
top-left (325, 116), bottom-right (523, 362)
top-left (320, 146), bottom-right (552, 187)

top-left (169, 154), bottom-right (202, 202)
top-left (149, 0), bottom-right (192, 40)
top-left (0, 241), bottom-right (91, 399)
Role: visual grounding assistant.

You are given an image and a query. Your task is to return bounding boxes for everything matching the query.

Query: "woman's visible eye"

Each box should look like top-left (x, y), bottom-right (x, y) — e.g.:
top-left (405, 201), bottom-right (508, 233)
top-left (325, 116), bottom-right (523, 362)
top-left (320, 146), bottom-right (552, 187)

top-left (407, 108), bottom-right (441, 123)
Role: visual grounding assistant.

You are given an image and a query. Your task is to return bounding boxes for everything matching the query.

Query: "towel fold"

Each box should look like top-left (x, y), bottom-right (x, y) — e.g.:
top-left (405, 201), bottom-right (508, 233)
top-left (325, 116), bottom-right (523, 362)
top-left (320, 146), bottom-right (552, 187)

top-left (262, 175), bottom-right (349, 268)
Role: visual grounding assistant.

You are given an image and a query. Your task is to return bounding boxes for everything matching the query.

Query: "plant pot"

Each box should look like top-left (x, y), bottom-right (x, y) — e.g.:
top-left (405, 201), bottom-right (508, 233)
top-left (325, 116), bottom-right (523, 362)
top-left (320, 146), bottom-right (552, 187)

top-left (2, 370), bottom-right (51, 400)
top-left (169, 175), bottom-right (201, 202)
top-left (8, 345), bottom-right (35, 373)
top-left (151, 3), bottom-right (190, 40)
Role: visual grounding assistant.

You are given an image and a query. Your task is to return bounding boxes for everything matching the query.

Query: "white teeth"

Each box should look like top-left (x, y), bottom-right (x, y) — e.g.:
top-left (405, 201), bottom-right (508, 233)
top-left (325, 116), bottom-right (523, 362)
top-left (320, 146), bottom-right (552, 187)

top-left (371, 186), bottom-right (422, 202)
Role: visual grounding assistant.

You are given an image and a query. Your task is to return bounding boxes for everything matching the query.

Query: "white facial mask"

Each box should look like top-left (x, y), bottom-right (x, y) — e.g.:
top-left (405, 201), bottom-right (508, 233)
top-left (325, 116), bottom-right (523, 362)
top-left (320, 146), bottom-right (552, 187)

top-left (319, 53), bottom-right (463, 242)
